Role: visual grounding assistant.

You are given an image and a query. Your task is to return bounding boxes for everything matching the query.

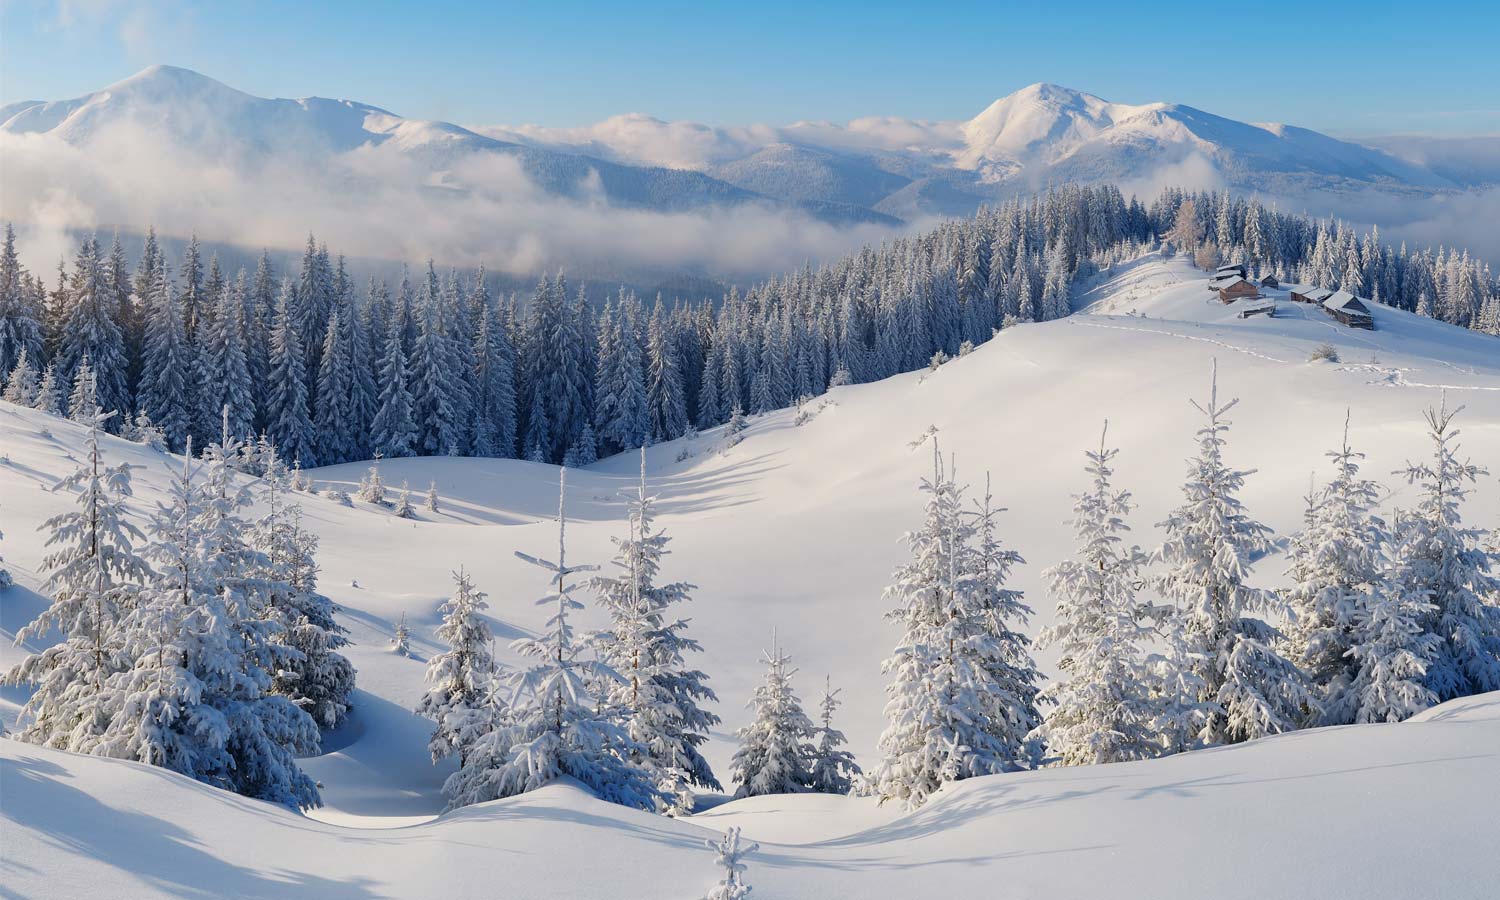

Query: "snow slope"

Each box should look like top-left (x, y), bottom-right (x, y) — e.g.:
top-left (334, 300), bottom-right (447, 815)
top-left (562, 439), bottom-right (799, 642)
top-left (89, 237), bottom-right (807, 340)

top-left (3, 692), bottom-right (1497, 899)
top-left (3, 252), bottom-right (1499, 896)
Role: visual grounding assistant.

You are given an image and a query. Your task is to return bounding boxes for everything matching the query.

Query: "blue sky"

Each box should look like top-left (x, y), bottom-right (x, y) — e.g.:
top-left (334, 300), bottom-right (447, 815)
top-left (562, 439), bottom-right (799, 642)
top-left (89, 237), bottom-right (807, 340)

top-left (3, 0), bottom-right (1498, 135)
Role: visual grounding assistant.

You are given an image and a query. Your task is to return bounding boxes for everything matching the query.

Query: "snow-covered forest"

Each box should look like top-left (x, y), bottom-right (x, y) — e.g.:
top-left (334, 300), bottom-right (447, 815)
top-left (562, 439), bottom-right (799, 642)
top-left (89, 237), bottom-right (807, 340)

top-left (2, 185), bottom-right (1497, 473)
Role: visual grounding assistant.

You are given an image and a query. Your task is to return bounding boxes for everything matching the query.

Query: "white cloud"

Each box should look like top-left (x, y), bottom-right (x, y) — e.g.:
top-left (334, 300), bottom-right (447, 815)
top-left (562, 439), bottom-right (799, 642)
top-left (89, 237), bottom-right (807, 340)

top-left (0, 119), bottom-right (900, 280)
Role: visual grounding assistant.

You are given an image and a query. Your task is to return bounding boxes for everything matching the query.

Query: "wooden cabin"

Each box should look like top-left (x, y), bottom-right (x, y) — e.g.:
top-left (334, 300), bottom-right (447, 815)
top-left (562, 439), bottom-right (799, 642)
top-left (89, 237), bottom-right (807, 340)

top-left (1238, 300), bottom-right (1275, 319)
top-left (1216, 263), bottom-right (1248, 278)
top-left (1289, 285), bottom-right (1331, 304)
top-left (1323, 291), bottom-right (1375, 329)
top-left (1259, 273), bottom-right (1280, 289)
top-left (1217, 277), bottom-right (1261, 303)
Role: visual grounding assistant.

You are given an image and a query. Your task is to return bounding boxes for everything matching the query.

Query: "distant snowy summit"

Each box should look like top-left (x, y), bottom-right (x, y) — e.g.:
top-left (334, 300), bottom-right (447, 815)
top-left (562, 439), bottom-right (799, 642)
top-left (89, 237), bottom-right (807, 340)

top-left (2, 66), bottom-right (1486, 225)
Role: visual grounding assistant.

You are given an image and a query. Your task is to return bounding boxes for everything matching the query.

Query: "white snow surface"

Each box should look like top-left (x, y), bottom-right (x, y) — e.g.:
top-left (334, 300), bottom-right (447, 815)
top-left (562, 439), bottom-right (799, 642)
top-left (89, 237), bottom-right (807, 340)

top-left (3, 252), bottom-right (1499, 897)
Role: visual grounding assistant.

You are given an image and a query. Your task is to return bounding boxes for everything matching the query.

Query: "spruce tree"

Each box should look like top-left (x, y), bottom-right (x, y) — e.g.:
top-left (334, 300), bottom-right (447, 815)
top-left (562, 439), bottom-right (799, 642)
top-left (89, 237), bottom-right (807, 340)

top-left (35, 364), bottom-right (63, 416)
top-left (444, 470), bottom-right (656, 811)
top-left (0, 223), bottom-right (45, 380)
top-left (1033, 423), bottom-right (1160, 765)
top-left (59, 237), bottom-right (129, 425)
top-left (417, 568), bottom-right (500, 765)
top-left (808, 676), bottom-right (861, 795)
top-left (730, 633), bottom-right (815, 798)
top-left (647, 303), bottom-right (689, 443)
top-left (411, 274), bottom-right (463, 456)
top-left (86, 449), bottom-right (322, 809)
top-left (137, 264), bottom-right (191, 452)
top-left (592, 450), bottom-right (721, 806)
top-left (3, 347), bottom-right (38, 406)
top-left (875, 445), bottom-right (1040, 808)
top-left (5, 410), bottom-right (148, 750)
top-left (254, 473), bottom-right (355, 730)
top-left (67, 357), bottom-right (97, 423)
top-left (1282, 414), bottom-right (1389, 725)
top-left (472, 302), bottom-right (518, 458)
top-left (1154, 365), bottom-right (1313, 747)
top-left (1381, 401), bottom-right (1500, 704)
top-left (371, 311), bottom-right (418, 459)
top-left (315, 311), bottom-right (354, 464)
top-left (265, 280), bottom-right (317, 468)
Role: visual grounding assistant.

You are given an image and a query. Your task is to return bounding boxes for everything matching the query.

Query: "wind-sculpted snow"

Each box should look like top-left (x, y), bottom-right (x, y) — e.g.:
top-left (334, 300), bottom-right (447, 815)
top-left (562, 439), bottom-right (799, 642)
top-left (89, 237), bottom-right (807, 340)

top-left (3, 691), bottom-right (1498, 898)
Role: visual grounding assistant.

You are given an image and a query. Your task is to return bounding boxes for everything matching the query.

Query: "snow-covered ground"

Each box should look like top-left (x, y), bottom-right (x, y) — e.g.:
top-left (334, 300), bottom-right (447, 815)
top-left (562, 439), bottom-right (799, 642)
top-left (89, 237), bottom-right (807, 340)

top-left (3, 251), bottom-right (1499, 897)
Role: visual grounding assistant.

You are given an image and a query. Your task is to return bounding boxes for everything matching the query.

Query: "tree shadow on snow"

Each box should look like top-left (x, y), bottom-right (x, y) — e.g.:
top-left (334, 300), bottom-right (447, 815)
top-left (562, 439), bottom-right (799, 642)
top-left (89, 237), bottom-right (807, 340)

top-left (1, 753), bottom-right (385, 899)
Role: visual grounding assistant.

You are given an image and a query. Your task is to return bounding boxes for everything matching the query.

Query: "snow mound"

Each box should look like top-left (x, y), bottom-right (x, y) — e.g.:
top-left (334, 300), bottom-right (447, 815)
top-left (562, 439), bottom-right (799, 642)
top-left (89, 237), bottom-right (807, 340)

top-left (4, 690), bottom-right (1498, 898)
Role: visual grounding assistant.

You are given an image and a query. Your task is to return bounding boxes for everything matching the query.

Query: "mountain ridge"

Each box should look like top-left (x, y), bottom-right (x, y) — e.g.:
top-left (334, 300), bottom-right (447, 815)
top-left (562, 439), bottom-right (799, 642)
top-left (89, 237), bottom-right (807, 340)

top-left (2, 65), bottom-right (1473, 228)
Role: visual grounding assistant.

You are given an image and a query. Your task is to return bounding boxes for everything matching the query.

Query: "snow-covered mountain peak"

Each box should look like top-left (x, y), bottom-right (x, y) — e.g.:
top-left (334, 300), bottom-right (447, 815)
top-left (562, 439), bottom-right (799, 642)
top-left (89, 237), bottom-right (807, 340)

top-left (957, 82), bottom-right (1171, 171)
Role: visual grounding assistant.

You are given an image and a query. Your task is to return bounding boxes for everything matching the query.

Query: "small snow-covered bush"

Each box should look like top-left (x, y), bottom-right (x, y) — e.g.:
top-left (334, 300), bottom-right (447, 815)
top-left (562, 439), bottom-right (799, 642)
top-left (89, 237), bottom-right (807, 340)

top-left (958, 339), bottom-right (975, 357)
top-left (1309, 342), bottom-right (1340, 363)
top-left (703, 827), bottom-right (758, 900)
top-left (928, 350), bottom-right (949, 370)
top-left (356, 463), bottom-right (386, 504)
top-left (325, 489), bottom-right (352, 507)
top-left (393, 483), bottom-right (415, 519)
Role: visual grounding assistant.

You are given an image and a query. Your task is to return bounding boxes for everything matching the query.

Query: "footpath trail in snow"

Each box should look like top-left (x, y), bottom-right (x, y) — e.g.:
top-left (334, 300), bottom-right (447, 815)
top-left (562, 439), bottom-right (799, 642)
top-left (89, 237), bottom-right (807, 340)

top-left (3, 252), bottom-right (1499, 892)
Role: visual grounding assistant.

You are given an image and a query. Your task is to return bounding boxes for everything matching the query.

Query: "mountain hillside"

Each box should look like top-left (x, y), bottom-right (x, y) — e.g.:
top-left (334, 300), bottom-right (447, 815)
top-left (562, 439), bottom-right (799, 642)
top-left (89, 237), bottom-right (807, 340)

top-left (4, 252), bottom-right (1499, 896)
top-left (4, 251), bottom-right (1497, 821)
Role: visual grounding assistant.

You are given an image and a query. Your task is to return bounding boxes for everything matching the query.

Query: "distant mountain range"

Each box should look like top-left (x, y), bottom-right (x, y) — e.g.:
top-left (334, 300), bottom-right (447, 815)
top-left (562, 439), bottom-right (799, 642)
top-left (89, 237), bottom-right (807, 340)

top-left (4, 65), bottom-right (1493, 230)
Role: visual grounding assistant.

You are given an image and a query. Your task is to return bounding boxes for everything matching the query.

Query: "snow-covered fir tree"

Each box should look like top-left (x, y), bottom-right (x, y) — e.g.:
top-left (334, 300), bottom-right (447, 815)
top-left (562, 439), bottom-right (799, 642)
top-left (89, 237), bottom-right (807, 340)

top-left (254, 472), bottom-right (355, 731)
top-left (0, 223), bottom-right (44, 380)
top-left (411, 265), bottom-right (465, 456)
top-left (67, 356), bottom-right (97, 422)
top-left (591, 449), bottom-right (721, 809)
top-left (84, 448), bottom-right (323, 809)
top-left (1032, 423), bottom-right (1160, 765)
top-left (356, 460), bottom-right (387, 504)
top-left (471, 300), bottom-right (518, 458)
top-left (1378, 400), bottom-right (1500, 707)
top-left (265, 279), bottom-right (317, 468)
top-left (57, 237), bottom-right (129, 426)
top-left (443, 470), bottom-right (657, 811)
top-left (35, 364), bottom-right (63, 416)
top-left (1154, 365), bottom-right (1314, 747)
top-left (808, 676), bottom-right (861, 795)
top-left (730, 632), bottom-right (815, 798)
top-left (392, 612), bottom-right (412, 657)
top-left (3, 346), bottom-right (38, 406)
top-left (425, 480), bottom-right (440, 513)
top-left (4, 410), bottom-right (148, 750)
top-left (136, 262), bottom-right (190, 451)
top-left (371, 309), bottom-right (418, 459)
top-left (393, 482), bottom-right (415, 519)
top-left (875, 445), bottom-right (1041, 808)
top-left (1281, 414), bottom-right (1390, 725)
top-left (416, 568), bottom-right (499, 765)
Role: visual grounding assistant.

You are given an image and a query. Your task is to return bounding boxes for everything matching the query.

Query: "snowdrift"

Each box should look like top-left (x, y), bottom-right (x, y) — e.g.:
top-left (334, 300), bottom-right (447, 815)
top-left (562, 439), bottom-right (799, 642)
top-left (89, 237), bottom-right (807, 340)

top-left (3, 691), bottom-right (1497, 899)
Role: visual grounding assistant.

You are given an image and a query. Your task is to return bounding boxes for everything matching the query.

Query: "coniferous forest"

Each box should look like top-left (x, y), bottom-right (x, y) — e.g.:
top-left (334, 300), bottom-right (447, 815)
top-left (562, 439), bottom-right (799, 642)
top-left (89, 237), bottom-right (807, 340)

top-left (2, 184), bottom-right (1497, 469)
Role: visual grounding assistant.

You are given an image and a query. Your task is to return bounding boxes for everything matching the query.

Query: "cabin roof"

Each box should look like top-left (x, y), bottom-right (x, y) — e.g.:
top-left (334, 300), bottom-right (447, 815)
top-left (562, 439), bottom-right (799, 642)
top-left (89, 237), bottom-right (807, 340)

top-left (1325, 291), bottom-right (1371, 315)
